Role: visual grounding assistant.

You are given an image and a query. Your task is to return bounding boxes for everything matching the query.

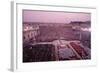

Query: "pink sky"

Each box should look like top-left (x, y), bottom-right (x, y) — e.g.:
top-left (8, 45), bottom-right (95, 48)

top-left (23, 10), bottom-right (91, 23)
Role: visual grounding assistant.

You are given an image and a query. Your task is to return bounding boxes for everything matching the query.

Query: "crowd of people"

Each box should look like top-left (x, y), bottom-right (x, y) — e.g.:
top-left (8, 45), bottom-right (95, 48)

top-left (23, 44), bottom-right (56, 62)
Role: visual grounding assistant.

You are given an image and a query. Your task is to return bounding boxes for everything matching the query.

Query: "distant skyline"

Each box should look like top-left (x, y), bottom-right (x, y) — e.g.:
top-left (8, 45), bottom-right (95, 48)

top-left (23, 10), bottom-right (91, 23)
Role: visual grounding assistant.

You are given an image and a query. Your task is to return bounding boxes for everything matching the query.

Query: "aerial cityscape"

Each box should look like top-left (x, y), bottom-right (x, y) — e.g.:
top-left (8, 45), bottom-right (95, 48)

top-left (23, 10), bottom-right (91, 62)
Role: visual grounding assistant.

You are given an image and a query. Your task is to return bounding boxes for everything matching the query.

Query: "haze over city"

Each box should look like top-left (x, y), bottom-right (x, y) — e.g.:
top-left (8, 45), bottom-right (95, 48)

top-left (23, 10), bottom-right (91, 23)
top-left (23, 10), bottom-right (91, 62)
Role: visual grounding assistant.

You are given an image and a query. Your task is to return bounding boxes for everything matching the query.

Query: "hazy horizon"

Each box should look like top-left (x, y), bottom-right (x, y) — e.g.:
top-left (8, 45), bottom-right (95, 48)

top-left (23, 10), bottom-right (91, 23)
